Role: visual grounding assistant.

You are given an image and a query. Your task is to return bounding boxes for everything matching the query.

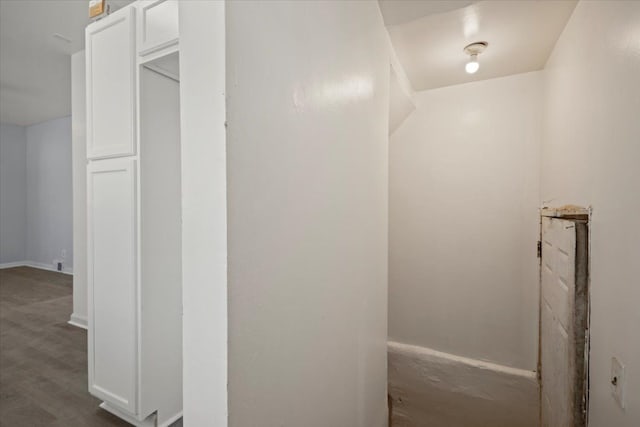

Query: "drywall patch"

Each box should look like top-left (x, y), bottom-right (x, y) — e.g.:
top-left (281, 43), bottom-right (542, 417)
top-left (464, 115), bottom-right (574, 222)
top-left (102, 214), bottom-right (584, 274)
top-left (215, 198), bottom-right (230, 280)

top-left (388, 341), bottom-right (539, 427)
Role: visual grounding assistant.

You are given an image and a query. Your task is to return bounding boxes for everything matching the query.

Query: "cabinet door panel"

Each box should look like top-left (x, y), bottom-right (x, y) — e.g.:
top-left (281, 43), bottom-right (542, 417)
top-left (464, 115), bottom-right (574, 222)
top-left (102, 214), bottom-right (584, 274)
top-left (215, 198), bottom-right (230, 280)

top-left (87, 7), bottom-right (136, 159)
top-left (138, 0), bottom-right (179, 55)
top-left (88, 158), bottom-right (137, 413)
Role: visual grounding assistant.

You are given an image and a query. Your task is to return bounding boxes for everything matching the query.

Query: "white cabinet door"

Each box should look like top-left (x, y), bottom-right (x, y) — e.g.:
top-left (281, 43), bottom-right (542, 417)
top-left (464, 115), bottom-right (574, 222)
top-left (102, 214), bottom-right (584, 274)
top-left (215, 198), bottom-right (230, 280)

top-left (88, 158), bottom-right (137, 414)
top-left (86, 6), bottom-right (136, 159)
top-left (137, 0), bottom-right (179, 55)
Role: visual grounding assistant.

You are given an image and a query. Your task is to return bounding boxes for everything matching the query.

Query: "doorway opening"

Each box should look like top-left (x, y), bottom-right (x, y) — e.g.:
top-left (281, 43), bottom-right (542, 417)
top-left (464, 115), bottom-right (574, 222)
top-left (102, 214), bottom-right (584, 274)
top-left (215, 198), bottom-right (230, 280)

top-left (539, 205), bottom-right (590, 427)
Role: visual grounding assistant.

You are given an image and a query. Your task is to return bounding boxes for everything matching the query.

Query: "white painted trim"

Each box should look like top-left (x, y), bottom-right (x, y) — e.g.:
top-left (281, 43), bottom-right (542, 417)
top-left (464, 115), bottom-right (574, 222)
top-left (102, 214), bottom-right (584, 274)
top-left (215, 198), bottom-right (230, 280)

top-left (99, 402), bottom-right (154, 427)
top-left (0, 261), bottom-right (73, 275)
top-left (138, 39), bottom-right (179, 61)
top-left (390, 341), bottom-right (537, 379)
top-left (69, 313), bottom-right (88, 329)
top-left (25, 261), bottom-right (74, 275)
top-left (158, 411), bottom-right (182, 427)
top-left (0, 261), bottom-right (28, 269)
top-left (143, 63), bottom-right (179, 83)
top-left (388, 341), bottom-right (539, 427)
top-left (179, 2), bottom-right (227, 424)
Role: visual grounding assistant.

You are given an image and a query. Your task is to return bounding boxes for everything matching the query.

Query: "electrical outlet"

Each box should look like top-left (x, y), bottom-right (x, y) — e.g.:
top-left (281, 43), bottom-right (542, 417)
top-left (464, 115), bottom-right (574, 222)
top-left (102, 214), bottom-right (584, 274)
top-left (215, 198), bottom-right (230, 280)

top-left (611, 356), bottom-right (625, 409)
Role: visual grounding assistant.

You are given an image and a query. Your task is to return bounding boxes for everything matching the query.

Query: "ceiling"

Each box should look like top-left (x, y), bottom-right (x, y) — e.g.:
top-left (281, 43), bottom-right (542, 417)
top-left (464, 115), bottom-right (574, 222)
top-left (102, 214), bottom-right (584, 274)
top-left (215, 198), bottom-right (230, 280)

top-left (1, 1), bottom-right (578, 125)
top-left (380, 0), bottom-right (578, 91)
top-left (0, 0), bottom-right (131, 126)
top-left (378, 0), bottom-right (475, 26)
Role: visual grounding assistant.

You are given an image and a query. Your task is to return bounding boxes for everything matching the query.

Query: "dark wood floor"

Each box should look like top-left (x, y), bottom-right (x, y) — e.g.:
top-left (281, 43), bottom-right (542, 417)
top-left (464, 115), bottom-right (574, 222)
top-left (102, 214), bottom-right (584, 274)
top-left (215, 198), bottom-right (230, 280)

top-left (0, 267), bottom-right (132, 426)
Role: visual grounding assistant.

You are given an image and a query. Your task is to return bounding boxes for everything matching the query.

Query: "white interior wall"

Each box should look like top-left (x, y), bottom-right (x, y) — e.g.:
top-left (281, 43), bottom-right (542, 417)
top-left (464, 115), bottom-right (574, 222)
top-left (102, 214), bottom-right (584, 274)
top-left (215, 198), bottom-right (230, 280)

top-left (0, 117), bottom-right (73, 273)
top-left (25, 116), bottom-right (73, 272)
top-left (389, 67), bottom-right (415, 136)
top-left (225, 2), bottom-right (389, 426)
top-left (542, 1), bottom-right (640, 425)
top-left (139, 65), bottom-right (183, 425)
top-left (387, 30), bottom-right (415, 135)
top-left (70, 50), bottom-right (87, 327)
top-left (389, 71), bottom-right (542, 370)
top-left (0, 123), bottom-right (27, 264)
top-left (178, 1), bottom-right (228, 425)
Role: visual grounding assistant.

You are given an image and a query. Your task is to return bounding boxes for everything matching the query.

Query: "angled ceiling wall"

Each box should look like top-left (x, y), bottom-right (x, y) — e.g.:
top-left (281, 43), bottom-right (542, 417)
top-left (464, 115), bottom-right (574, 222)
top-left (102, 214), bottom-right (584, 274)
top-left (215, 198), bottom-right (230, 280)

top-left (380, 0), bottom-right (577, 91)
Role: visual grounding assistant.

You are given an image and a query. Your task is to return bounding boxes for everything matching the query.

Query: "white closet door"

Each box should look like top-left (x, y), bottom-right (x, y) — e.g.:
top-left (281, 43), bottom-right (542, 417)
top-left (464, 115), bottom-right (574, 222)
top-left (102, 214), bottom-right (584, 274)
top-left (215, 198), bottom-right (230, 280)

top-left (86, 6), bottom-right (136, 159)
top-left (88, 158), bottom-right (137, 413)
top-left (540, 217), bottom-right (587, 427)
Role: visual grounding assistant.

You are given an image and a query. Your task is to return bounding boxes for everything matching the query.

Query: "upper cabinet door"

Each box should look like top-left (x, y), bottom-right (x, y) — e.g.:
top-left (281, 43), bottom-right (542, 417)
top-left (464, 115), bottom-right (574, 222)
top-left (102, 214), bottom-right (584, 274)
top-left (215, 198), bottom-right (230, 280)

top-left (137, 0), bottom-right (179, 56)
top-left (86, 7), bottom-right (136, 160)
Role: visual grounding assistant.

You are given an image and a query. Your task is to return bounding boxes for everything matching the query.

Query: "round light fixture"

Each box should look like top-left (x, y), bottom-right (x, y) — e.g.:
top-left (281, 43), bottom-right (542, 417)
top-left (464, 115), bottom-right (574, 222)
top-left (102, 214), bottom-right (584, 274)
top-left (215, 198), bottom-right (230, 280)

top-left (463, 41), bottom-right (488, 74)
top-left (465, 55), bottom-right (479, 74)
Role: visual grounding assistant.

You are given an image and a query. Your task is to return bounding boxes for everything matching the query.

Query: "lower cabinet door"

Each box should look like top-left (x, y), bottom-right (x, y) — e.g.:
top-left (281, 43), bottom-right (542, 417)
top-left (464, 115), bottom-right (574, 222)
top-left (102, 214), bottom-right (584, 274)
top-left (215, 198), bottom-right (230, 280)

top-left (87, 158), bottom-right (137, 414)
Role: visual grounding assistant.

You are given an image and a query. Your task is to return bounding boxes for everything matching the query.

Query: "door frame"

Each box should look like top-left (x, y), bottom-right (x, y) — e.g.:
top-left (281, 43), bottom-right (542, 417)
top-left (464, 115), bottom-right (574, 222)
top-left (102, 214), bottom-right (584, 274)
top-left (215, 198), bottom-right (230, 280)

top-left (538, 205), bottom-right (591, 426)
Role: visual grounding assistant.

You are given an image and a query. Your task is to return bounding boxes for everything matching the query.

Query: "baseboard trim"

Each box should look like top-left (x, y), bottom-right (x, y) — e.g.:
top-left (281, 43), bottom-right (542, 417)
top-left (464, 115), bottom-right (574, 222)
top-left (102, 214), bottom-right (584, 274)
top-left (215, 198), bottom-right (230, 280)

top-left (98, 402), bottom-right (181, 427)
top-left (99, 402), bottom-right (155, 427)
top-left (0, 261), bottom-right (28, 269)
top-left (388, 341), bottom-right (539, 427)
top-left (25, 260), bottom-right (74, 275)
top-left (68, 313), bottom-right (88, 329)
top-left (0, 260), bottom-right (73, 275)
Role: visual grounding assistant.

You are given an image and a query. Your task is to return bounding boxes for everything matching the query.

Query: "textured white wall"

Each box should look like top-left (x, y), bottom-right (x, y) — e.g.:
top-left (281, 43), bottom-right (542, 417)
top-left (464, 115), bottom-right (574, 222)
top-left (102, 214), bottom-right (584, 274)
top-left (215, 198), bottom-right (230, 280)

top-left (542, 1), bottom-right (640, 425)
top-left (226, 1), bottom-right (389, 426)
top-left (0, 123), bottom-right (27, 264)
top-left (25, 116), bottom-right (73, 271)
top-left (389, 72), bottom-right (542, 370)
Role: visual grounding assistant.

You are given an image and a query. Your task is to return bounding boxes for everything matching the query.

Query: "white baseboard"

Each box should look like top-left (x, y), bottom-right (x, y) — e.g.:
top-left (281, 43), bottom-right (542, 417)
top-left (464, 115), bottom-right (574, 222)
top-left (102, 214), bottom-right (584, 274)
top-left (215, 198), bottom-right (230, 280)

top-left (0, 260), bottom-right (73, 275)
top-left (0, 261), bottom-right (28, 269)
top-left (159, 411), bottom-right (183, 427)
top-left (388, 341), bottom-right (539, 427)
top-left (99, 403), bottom-right (181, 427)
top-left (25, 260), bottom-right (74, 275)
top-left (99, 402), bottom-right (155, 427)
top-left (68, 313), bottom-right (88, 329)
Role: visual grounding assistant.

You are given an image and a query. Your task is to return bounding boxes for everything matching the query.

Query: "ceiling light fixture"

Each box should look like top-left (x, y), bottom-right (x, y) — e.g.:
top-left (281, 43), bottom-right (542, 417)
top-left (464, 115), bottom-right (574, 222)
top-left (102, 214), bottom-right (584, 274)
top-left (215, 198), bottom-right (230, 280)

top-left (463, 41), bottom-right (488, 74)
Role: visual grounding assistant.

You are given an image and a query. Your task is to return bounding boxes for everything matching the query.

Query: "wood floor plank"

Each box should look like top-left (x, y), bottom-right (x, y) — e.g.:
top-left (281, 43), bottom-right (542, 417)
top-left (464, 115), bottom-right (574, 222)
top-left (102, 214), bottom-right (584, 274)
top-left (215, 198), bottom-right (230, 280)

top-left (0, 267), bottom-right (131, 426)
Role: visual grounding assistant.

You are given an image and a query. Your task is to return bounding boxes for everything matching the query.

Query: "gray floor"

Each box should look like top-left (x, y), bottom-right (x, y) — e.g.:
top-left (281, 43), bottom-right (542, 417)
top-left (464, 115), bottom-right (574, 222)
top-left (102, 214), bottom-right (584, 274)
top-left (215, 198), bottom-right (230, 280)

top-left (0, 267), bottom-right (135, 426)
